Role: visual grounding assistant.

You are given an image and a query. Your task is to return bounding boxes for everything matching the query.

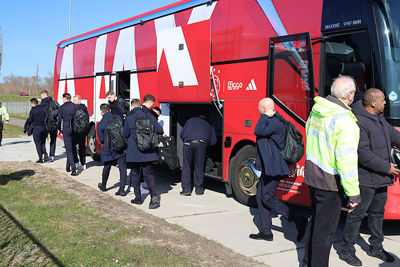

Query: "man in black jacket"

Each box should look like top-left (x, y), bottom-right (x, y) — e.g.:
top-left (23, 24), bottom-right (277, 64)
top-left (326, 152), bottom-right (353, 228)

top-left (339, 89), bottom-right (400, 266)
top-left (106, 90), bottom-right (129, 119)
top-left (26, 98), bottom-right (47, 163)
top-left (40, 90), bottom-right (57, 162)
top-left (72, 95), bottom-right (89, 170)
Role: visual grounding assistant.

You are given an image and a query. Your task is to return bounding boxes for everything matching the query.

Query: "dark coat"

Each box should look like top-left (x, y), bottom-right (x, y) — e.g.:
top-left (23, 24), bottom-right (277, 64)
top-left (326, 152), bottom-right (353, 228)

top-left (352, 100), bottom-right (400, 188)
top-left (180, 116), bottom-right (217, 146)
top-left (254, 112), bottom-right (290, 177)
top-left (57, 101), bottom-right (75, 133)
top-left (109, 96), bottom-right (129, 118)
top-left (123, 107), bottom-right (164, 163)
top-left (40, 96), bottom-right (53, 110)
top-left (97, 112), bottom-right (125, 163)
top-left (24, 105), bottom-right (46, 135)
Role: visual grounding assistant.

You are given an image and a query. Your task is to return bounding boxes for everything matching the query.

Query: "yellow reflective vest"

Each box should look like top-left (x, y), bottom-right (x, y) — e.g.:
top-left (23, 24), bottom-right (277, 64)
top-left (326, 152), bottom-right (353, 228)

top-left (305, 96), bottom-right (360, 201)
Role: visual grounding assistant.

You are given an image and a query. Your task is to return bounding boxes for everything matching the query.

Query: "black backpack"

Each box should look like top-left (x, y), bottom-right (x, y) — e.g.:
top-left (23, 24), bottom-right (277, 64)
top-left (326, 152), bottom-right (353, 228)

top-left (274, 116), bottom-right (304, 164)
top-left (106, 116), bottom-right (127, 153)
top-left (132, 112), bottom-right (159, 152)
top-left (158, 136), bottom-right (179, 169)
top-left (72, 106), bottom-right (89, 135)
top-left (45, 101), bottom-right (59, 132)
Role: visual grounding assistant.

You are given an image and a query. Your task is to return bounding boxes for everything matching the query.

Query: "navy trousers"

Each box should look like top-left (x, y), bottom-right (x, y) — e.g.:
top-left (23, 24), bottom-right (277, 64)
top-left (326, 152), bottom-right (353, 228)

top-left (256, 175), bottom-right (289, 234)
top-left (63, 130), bottom-right (76, 170)
top-left (49, 130), bottom-right (57, 157)
top-left (303, 188), bottom-right (342, 267)
top-left (181, 141), bottom-right (207, 194)
top-left (342, 186), bottom-right (387, 252)
top-left (0, 122), bottom-right (3, 145)
top-left (129, 162), bottom-right (156, 198)
top-left (73, 134), bottom-right (86, 165)
top-left (33, 126), bottom-right (47, 159)
top-left (101, 156), bottom-right (127, 191)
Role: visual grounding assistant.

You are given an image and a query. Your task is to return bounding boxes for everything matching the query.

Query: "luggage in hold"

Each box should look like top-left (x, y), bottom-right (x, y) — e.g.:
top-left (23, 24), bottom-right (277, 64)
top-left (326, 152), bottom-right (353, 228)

top-left (45, 100), bottom-right (59, 132)
top-left (158, 136), bottom-right (179, 169)
top-left (106, 116), bottom-right (127, 152)
top-left (133, 113), bottom-right (159, 152)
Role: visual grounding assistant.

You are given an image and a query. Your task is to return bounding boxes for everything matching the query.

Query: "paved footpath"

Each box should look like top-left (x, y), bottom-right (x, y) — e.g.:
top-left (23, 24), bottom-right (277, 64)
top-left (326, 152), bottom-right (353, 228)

top-left (1, 136), bottom-right (400, 266)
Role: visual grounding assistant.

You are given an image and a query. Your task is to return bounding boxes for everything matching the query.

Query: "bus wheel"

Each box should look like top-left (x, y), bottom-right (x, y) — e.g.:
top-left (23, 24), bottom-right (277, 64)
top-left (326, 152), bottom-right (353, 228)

top-left (229, 145), bottom-right (260, 207)
top-left (87, 125), bottom-right (100, 161)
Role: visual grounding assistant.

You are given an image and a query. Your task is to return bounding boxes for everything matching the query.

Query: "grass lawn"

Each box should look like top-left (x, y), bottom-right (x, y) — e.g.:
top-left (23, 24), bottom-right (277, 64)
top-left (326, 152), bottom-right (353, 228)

top-left (2, 123), bottom-right (24, 138)
top-left (0, 169), bottom-right (194, 266)
top-left (0, 94), bottom-right (40, 102)
top-left (10, 113), bottom-right (29, 120)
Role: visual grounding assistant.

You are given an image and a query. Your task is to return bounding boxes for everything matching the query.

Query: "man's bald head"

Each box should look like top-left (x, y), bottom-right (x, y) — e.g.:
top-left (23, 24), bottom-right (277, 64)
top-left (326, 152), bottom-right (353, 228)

top-left (362, 88), bottom-right (386, 115)
top-left (258, 98), bottom-right (275, 114)
top-left (363, 88), bottom-right (384, 106)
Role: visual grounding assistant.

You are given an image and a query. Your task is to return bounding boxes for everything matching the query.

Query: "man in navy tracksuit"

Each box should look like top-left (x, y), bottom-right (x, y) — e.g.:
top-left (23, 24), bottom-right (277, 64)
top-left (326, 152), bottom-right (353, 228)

top-left (40, 90), bottom-right (57, 162)
top-left (106, 90), bottom-right (129, 119)
top-left (180, 113), bottom-right (217, 196)
top-left (72, 95), bottom-right (89, 169)
top-left (249, 98), bottom-right (306, 242)
top-left (26, 98), bottom-right (47, 163)
top-left (123, 96), bottom-right (164, 209)
top-left (57, 93), bottom-right (78, 176)
top-left (96, 103), bottom-right (127, 196)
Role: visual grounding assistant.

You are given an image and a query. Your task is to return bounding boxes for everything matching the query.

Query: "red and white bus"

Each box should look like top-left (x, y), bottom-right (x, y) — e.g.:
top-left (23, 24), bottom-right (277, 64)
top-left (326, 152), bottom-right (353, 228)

top-left (54, 0), bottom-right (400, 219)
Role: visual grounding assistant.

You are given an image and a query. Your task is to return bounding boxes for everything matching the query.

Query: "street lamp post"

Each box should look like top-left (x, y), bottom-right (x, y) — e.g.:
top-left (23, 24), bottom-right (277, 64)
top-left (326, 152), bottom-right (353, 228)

top-left (69, 0), bottom-right (71, 38)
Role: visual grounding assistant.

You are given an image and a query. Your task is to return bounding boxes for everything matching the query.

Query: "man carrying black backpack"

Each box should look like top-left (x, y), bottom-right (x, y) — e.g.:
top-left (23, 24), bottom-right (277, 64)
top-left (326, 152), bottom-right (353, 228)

top-left (72, 95), bottom-right (89, 170)
top-left (106, 90), bottom-right (129, 120)
top-left (123, 97), bottom-right (164, 209)
top-left (40, 90), bottom-right (58, 162)
top-left (97, 103), bottom-right (127, 196)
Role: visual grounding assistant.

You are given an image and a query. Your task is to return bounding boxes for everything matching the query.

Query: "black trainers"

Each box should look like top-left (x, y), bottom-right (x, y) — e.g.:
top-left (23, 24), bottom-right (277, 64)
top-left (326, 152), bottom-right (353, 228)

top-left (249, 232), bottom-right (273, 241)
top-left (115, 190), bottom-right (127, 196)
top-left (71, 168), bottom-right (78, 176)
top-left (131, 197), bottom-right (143, 205)
top-left (43, 153), bottom-right (49, 161)
top-left (367, 247), bottom-right (394, 262)
top-left (149, 195), bottom-right (160, 209)
top-left (36, 159), bottom-right (44, 163)
top-left (339, 251), bottom-right (362, 266)
top-left (180, 191), bottom-right (191, 196)
top-left (98, 183), bottom-right (107, 192)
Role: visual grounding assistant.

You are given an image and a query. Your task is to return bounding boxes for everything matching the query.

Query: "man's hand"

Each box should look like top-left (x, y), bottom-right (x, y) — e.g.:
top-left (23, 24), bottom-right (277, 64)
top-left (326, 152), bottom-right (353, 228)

top-left (265, 110), bottom-right (276, 117)
top-left (5, 120), bottom-right (9, 124)
top-left (347, 201), bottom-right (358, 213)
top-left (388, 163), bottom-right (400, 175)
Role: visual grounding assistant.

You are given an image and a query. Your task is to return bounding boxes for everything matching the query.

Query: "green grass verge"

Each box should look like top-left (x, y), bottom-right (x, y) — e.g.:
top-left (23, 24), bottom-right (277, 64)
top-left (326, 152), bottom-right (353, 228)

top-left (10, 113), bottom-right (29, 120)
top-left (2, 123), bottom-right (24, 138)
top-left (0, 169), bottom-right (193, 266)
top-left (0, 94), bottom-right (40, 102)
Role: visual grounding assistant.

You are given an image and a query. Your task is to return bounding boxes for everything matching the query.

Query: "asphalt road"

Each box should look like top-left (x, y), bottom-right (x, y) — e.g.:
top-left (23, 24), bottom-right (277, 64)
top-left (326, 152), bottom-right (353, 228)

top-left (1, 135), bottom-right (400, 267)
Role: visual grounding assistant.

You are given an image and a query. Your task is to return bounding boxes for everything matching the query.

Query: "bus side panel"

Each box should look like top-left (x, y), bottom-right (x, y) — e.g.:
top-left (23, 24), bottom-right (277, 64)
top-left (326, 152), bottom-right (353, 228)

top-left (54, 47), bottom-right (64, 101)
top-left (385, 180), bottom-right (400, 219)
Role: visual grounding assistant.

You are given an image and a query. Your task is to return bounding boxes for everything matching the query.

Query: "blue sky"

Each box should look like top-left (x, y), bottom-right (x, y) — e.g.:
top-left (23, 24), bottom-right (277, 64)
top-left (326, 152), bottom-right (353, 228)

top-left (0, 0), bottom-right (177, 81)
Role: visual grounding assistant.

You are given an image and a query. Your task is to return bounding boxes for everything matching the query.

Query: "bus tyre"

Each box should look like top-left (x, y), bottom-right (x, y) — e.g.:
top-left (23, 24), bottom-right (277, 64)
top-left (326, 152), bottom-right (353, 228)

top-left (87, 125), bottom-right (101, 161)
top-left (229, 145), bottom-right (259, 207)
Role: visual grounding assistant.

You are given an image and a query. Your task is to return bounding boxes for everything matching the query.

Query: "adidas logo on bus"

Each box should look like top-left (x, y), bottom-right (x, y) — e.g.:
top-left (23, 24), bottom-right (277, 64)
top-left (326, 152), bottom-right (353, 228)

top-left (246, 79), bottom-right (257, 91)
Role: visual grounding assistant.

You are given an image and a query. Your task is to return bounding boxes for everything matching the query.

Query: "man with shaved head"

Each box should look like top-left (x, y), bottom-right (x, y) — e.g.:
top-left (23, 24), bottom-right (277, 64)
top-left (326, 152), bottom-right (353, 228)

top-left (339, 88), bottom-right (399, 265)
top-left (249, 97), bottom-right (306, 242)
top-left (303, 76), bottom-right (361, 267)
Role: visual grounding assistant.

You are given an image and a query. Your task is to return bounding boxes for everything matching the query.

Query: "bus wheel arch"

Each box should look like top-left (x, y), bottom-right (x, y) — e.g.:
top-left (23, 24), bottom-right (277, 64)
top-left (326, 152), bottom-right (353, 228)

top-left (228, 141), bottom-right (259, 207)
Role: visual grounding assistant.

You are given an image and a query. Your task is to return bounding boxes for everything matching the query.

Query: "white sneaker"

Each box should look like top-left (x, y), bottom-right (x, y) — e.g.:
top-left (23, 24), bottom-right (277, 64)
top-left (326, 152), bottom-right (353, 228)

top-left (50, 156), bottom-right (55, 162)
top-left (81, 164), bottom-right (87, 170)
top-left (140, 183), bottom-right (149, 195)
top-left (75, 162), bottom-right (81, 168)
top-left (128, 186), bottom-right (134, 193)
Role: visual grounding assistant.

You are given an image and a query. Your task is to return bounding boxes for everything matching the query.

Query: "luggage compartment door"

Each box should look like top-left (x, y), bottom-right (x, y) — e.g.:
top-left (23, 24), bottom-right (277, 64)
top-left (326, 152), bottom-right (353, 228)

top-left (156, 20), bottom-right (211, 103)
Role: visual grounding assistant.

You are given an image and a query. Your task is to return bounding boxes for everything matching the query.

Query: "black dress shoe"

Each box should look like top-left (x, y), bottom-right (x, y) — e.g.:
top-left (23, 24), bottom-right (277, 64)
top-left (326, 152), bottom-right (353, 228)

top-left (131, 197), bottom-right (143, 205)
top-left (195, 191), bottom-right (204, 195)
top-left (339, 251), bottom-right (362, 266)
top-left (36, 159), bottom-right (44, 163)
top-left (71, 168), bottom-right (78, 176)
top-left (249, 232), bottom-right (273, 241)
top-left (43, 153), bottom-right (49, 161)
top-left (180, 191), bottom-right (191, 196)
top-left (367, 248), bottom-right (394, 262)
top-left (98, 183), bottom-right (107, 192)
top-left (149, 195), bottom-right (160, 209)
top-left (115, 190), bottom-right (127, 196)
top-left (66, 167), bottom-right (71, 172)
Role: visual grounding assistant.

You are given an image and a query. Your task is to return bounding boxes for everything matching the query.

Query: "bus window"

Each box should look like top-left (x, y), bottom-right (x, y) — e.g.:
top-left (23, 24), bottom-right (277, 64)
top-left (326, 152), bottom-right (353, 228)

top-left (322, 30), bottom-right (373, 102)
top-left (116, 71), bottom-right (130, 101)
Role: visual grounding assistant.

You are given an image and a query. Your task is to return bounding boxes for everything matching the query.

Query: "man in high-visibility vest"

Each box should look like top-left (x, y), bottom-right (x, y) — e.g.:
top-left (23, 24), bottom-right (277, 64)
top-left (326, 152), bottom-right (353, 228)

top-left (303, 76), bottom-right (361, 267)
top-left (0, 101), bottom-right (10, 146)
